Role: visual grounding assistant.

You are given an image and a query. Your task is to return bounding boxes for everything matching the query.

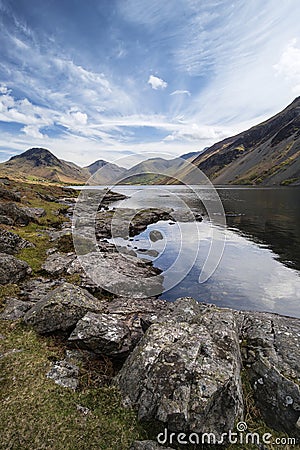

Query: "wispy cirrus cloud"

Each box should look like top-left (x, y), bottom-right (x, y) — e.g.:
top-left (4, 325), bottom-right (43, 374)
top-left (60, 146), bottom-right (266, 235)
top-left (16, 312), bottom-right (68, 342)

top-left (170, 90), bottom-right (191, 96)
top-left (0, 0), bottom-right (300, 165)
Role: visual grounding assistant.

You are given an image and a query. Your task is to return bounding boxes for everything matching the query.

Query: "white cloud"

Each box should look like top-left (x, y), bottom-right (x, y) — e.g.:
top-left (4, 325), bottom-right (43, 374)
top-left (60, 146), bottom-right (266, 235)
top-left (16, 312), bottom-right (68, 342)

top-left (274, 39), bottom-right (300, 79)
top-left (22, 125), bottom-right (45, 139)
top-left (69, 110), bottom-right (88, 125)
top-left (273, 39), bottom-right (300, 95)
top-left (0, 84), bottom-right (8, 94)
top-left (0, 91), bottom-right (53, 128)
top-left (170, 90), bottom-right (191, 96)
top-left (148, 75), bottom-right (168, 90)
top-left (163, 123), bottom-right (231, 142)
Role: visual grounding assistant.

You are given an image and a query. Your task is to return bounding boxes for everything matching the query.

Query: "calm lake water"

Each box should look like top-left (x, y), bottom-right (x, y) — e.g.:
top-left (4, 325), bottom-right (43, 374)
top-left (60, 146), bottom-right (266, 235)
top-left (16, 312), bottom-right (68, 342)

top-left (75, 185), bottom-right (300, 318)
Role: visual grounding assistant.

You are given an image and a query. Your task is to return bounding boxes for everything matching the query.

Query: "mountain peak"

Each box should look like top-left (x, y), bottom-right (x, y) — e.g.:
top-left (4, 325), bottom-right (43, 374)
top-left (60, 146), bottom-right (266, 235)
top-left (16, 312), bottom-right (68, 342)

top-left (9, 148), bottom-right (60, 167)
top-left (289, 96), bottom-right (300, 108)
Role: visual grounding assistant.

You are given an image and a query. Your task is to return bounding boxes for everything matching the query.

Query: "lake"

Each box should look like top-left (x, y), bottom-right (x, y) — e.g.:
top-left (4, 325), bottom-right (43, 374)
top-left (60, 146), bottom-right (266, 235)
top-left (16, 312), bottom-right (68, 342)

top-left (75, 185), bottom-right (300, 318)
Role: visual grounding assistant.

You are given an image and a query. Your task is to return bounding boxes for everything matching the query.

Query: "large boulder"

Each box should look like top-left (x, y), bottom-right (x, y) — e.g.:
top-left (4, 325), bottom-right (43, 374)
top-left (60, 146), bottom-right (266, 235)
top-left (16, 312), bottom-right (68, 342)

top-left (68, 296), bottom-right (173, 357)
top-left (23, 283), bottom-right (106, 334)
top-left (0, 253), bottom-right (31, 284)
top-left (115, 299), bottom-right (244, 439)
top-left (239, 311), bottom-right (300, 439)
top-left (0, 229), bottom-right (34, 254)
top-left (0, 202), bottom-right (36, 226)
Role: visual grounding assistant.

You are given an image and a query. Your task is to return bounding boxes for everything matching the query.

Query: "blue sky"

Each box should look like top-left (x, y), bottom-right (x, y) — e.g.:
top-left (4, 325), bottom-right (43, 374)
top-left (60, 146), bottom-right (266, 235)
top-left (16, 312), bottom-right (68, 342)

top-left (1, 0), bottom-right (300, 167)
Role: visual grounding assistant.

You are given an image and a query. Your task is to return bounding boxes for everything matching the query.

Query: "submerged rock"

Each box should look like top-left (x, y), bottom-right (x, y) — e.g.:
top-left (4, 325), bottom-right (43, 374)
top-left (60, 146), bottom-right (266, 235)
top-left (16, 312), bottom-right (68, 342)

top-left (149, 230), bottom-right (163, 242)
top-left (115, 299), bottom-right (244, 439)
top-left (23, 283), bottom-right (106, 334)
top-left (0, 253), bottom-right (31, 284)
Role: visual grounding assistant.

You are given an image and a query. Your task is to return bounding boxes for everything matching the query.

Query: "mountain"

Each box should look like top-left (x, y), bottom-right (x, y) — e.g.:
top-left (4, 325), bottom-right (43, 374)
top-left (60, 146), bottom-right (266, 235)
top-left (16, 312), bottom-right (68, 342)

top-left (5, 98), bottom-right (299, 189)
top-left (180, 150), bottom-right (203, 160)
top-left (85, 159), bottom-right (127, 184)
top-left (121, 156), bottom-right (198, 184)
top-left (0, 148), bottom-right (128, 185)
top-left (0, 148), bottom-right (89, 184)
top-left (184, 97), bottom-right (300, 186)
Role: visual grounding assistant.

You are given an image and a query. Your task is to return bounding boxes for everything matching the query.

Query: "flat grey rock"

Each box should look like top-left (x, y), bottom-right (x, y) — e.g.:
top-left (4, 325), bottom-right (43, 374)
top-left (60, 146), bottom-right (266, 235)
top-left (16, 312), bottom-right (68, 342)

top-left (74, 251), bottom-right (164, 298)
top-left (42, 252), bottom-right (76, 275)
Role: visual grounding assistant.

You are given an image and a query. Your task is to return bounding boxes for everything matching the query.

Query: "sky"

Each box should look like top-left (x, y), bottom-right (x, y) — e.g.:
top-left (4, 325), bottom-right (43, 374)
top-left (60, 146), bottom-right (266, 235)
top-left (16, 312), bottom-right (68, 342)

top-left (1, 0), bottom-right (300, 167)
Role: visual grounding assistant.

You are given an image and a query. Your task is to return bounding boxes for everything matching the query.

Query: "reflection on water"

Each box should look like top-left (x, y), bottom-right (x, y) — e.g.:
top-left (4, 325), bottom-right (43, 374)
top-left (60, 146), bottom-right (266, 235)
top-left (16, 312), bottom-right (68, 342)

top-left (79, 184), bottom-right (300, 318)
top-left (217, 187), bottom-right (300, 271)
top-left (112, 220), bottom-right (300, 318)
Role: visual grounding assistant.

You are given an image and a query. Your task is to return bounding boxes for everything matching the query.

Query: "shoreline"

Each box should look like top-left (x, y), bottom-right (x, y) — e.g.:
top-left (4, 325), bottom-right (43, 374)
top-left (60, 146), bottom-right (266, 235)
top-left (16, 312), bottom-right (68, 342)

top-left (0, 178), bottom-right (299, 448)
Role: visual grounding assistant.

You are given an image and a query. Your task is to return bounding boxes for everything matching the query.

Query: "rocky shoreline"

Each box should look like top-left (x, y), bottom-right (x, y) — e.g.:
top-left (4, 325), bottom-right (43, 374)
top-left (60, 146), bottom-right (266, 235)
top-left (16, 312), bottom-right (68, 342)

top-left (0, 178), bottom-right (299, 449)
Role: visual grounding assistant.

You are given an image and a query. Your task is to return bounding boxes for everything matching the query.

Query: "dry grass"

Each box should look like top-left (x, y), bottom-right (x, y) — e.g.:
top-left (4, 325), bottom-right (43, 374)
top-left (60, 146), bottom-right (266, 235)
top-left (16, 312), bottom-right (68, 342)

top-left (0, 321), bottom-right (146, 450)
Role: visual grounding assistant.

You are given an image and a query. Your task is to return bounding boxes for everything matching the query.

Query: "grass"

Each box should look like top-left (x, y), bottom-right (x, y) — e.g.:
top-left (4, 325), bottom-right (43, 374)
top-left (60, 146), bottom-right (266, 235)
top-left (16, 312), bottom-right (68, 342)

top-left (15, 223), bottom-right (51, 273)
top-left (0, 284), bottom-right (20, 308)
top-left (0, 323), bottom-right (293, 450)
top-left (2, 180), bottom-right (76, 273)
top-left (0, 321), bottom-right (146, 450)
top-left (0, 179), bottom-right (148, 449)
top-left (228, 370), bottom-right (296, 450)
top-left (280, 178), bottom-right (299, 186)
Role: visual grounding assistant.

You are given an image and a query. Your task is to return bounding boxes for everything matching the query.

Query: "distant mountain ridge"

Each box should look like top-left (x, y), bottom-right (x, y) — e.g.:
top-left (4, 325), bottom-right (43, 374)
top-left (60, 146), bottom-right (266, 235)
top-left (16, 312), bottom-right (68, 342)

top-left (0, 148), bottom-right (128, 185)
top-left (0, 148), bottom-right (206, 185)
top-left (1, 148), bottom-right (88, 184)
top-left (85, 159), bottom-right (127, 184)
top-left (1, 97), bottom-right (299, 186)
